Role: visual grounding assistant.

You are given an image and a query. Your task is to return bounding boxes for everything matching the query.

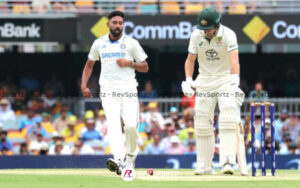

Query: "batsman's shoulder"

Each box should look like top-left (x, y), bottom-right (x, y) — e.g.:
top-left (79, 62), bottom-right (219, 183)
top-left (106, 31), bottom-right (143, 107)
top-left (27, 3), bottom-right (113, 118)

top-left (223, 25), bottom-right (237, 37)
top-left (191, 29), bottom-right (204, 39)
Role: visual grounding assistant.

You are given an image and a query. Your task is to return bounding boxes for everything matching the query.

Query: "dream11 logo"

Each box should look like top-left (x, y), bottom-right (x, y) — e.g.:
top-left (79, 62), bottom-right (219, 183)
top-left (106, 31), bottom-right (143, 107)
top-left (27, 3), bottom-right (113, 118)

top-left (121, 167), bottom-right (135, 181)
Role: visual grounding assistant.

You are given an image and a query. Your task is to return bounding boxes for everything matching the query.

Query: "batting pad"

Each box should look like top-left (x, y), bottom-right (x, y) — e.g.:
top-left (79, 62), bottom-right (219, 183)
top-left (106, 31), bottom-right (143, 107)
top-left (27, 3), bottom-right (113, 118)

top-left (196, 135), bottom-right (215, 171)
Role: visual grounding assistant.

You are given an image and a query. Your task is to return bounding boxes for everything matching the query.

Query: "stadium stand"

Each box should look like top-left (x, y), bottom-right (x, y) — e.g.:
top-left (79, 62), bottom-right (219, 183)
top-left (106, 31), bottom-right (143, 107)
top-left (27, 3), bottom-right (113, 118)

top-left (31, 0), bottom-right (50, 14)
top-left (184, 1), bottom-right (203, 15)
top-left (0, 86), bottom-right (300, 156)
top-left (136, 0), bottom-right (158, 14)
top-left (228, 0), bottom-right (247, 14)
top-left (0, 1), bottom-right (10, 13)
top-left (0, 0), bottom-right (295, 15)
top-left (161, 1), bottom-right (181, 15)
top-left (75, 0), bottom-right (94, 14)
top-left (12, 3), bottom-right (30, 14)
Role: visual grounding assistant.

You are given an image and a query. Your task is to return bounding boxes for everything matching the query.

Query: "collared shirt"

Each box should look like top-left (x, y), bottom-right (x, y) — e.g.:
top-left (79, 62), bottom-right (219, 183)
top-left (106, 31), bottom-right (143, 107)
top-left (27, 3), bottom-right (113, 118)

top-left (0, 109), bottom-right (15, 122)
top-left (145, 142), bottom-right (165, 155)
top-left (188, 25), bottom-right (238, 88)
top-left (19, 117), bottom-right (36, 130)
top-left (53, 117), bottom-right (68, 132)
top-left (88, 34), bottom-right (148, 87)
top-left (61, 128), bottom-right (81, 138)
top-left (81, 130), bottom-right (102, 141)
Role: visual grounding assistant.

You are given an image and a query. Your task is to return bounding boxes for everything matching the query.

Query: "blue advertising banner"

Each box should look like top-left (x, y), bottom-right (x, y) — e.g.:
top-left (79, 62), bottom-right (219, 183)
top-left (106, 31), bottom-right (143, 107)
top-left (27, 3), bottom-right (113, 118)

top-left (79, 15), bottom-right (300, 45)
top-left (0, 18), bottom-right (76, 43)
top-left (0, 155), bottom-right (299, 170)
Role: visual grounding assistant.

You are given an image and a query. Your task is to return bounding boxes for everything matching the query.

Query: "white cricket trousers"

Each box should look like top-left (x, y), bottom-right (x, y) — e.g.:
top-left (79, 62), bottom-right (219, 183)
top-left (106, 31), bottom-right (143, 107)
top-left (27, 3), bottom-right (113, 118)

top-left (194, 82), bottom-right (238, 169)
top-left (100, 85), bottom-right (139, 161)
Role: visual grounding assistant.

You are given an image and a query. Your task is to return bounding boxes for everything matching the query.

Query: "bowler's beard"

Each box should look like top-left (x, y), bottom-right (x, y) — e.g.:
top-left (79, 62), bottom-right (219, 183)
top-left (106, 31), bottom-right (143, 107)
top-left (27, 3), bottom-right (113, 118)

top-left (110, 28), bottom-right (122, 37)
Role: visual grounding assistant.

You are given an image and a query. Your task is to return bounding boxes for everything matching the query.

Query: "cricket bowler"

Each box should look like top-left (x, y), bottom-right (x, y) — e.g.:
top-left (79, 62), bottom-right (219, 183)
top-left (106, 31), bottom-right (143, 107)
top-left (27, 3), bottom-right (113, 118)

top-left (182, 7), bottom-right (245, 175)
top-left (81, 11), bottom-right (148, 175)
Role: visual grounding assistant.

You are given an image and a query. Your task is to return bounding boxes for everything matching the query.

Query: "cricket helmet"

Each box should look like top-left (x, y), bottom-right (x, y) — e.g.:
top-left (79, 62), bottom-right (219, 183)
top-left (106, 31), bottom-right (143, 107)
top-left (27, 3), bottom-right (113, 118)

top-left (197, 7), bottom-right (221, 30)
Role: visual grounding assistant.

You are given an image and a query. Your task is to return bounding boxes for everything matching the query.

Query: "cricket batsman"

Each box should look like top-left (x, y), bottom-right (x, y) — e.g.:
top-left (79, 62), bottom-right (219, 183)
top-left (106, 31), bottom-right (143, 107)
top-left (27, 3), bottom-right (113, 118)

top-left (81, 11), bottom-right (148, 175)
top-left (182, 7), bottom-right (244, 175)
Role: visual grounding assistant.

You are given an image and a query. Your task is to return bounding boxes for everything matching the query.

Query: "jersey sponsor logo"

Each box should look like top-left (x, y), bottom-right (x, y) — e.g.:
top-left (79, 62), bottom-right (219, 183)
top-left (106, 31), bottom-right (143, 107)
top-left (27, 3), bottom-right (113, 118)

top-left (205, 49), bottom-right (220, 61)
top-left (101, 52), bottom-right (125, 59)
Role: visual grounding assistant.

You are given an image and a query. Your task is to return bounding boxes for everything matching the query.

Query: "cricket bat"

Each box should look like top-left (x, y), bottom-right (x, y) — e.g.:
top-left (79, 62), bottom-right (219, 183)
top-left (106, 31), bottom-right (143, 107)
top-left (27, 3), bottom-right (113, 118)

top-left (236, 122), bottom-right (248, 176)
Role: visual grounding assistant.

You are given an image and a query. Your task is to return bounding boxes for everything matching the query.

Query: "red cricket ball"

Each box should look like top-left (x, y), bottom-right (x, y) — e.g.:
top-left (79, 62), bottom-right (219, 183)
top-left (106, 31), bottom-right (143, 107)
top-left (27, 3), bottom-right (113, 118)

top-left (147, 168), bottom-right (154, 175)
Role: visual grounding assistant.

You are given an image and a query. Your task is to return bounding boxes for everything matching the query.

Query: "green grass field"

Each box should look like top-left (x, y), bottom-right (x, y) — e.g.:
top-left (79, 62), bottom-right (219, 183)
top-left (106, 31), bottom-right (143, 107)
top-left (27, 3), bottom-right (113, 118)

top-left (0, 169), bottom-right (300, 188)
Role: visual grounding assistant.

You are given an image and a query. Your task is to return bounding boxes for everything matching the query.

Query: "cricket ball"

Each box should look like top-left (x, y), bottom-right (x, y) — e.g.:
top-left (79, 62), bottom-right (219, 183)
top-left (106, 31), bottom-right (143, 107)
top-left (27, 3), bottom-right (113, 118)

top-left (147, 168), bottom-right (154, 175)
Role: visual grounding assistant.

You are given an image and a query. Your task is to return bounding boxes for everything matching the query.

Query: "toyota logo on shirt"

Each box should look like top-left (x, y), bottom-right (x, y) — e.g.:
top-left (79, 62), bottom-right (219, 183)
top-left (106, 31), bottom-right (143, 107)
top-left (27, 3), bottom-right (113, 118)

top-left (206, 49), bottom-right (218, 58)
top-left (205, 49), bottom-right (220, 61)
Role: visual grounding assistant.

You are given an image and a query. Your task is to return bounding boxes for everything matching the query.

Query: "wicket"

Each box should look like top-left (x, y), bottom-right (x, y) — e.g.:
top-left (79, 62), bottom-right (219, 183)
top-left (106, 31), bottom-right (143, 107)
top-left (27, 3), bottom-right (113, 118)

top-left (250, 102), bottom-right (275, 177)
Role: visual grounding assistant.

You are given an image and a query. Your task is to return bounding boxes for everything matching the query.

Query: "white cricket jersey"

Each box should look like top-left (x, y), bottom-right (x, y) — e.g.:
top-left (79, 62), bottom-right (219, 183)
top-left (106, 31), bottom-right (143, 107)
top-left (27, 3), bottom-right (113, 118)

top-left (188, 24), bottom-right (238, 88)
top-left (88, 34), bottom-right (148, 87)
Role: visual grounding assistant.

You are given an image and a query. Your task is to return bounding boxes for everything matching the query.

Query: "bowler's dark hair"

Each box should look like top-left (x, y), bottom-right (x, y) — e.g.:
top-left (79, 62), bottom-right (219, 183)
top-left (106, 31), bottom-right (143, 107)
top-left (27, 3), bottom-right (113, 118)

top-left (108, 11), bottom-right (125, 20)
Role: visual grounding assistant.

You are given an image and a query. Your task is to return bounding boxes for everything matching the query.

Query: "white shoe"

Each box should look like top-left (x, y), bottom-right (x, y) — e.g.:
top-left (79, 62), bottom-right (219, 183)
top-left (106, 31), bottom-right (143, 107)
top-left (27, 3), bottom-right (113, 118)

top-left (206, 168), bottom-right (215, 175)
top-left (124, 154), bottom-right (136, 168)
top-left (222, 163), bottom-right (234, 175)
top-left (194, 167), bottom-right (215, 175)
top-left (194, 168), bottom-right (206, 175)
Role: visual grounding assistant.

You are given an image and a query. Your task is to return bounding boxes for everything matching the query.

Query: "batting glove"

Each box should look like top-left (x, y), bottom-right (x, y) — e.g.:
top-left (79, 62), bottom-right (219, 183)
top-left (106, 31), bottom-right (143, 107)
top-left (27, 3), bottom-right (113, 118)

top-left (181, 77), bottom-right (195, 98)
top-left (230, 74), bottom-right (245, 106)
top-left (232, 85), bottom-right (245, 106)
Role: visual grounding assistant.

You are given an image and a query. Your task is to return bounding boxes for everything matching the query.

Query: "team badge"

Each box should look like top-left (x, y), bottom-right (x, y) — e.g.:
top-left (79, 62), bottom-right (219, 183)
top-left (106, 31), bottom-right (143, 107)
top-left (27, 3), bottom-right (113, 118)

top-left (120, 44), bottom-right (126, 49)
top-left (201, 19), bottom-right (207, 26)
top-left (216, 37), bottom-right (223, 46)
top-left (199, 41), bottom-right (203, 47)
